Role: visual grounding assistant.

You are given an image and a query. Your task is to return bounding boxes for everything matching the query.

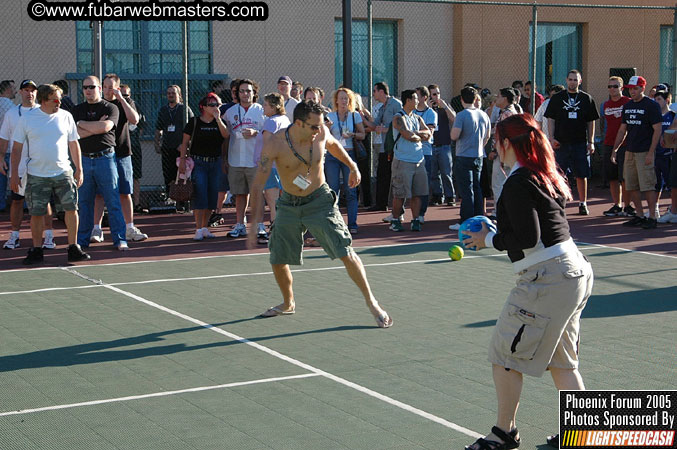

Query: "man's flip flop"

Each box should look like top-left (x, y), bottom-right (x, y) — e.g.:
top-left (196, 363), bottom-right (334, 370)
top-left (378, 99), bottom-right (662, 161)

top-left (260, 306), bottom-right (295, 318)
top-left (375, 312), bottom-right (393, 328)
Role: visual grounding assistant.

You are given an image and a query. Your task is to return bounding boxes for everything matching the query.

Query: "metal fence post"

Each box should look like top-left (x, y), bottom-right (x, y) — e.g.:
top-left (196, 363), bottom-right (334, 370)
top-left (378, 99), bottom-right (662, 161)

top-left (93, 21), bottom-right (103, 81)
top-left (183, 20), bottom-right (189, 124)
top-left (530, 3), bottom-right (537, 115)
top-left (343, 0), bottom-right (353, 89)
top-left (368, 0), bottom-right (374, 179)
top-left (672, 5), bottom-right (677, 91)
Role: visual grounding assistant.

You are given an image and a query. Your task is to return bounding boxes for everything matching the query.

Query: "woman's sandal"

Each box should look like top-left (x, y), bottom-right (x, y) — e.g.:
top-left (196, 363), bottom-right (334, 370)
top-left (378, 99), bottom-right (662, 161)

top-left (465, 426), bottom-right (520, 450)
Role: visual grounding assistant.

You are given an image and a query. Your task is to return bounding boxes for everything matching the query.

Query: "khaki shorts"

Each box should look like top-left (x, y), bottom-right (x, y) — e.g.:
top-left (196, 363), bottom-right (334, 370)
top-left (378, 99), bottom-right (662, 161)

top-left (390, 158), bottom-right (428, 199)
top-left (269, 184), bottom-right (352, 265)
top-left (488, 250), bottom-right (593, 377)
top-left (623, 151), bottom-right (657, 192)
top-left (228, 166), bottom-right (258, 195)
top-left (26, 172), bottom-right (78, 216)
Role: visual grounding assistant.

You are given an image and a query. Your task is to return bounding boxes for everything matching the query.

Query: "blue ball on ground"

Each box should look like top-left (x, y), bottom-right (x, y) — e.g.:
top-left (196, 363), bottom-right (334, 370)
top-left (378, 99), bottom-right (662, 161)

top-left (458, 215), bottom-right (497, 250)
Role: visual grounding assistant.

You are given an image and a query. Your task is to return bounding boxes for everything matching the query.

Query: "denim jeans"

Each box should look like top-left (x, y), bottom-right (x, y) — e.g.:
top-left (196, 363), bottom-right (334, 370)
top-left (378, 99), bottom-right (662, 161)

top-left (325, 151), bottom-right (358, 229)
top-left (431, 144), bottom-right (455, 199)
top-left (454, 156), bottom-right (484, 222)
top-left (78, 151), bottom-right (127, 247)
top-left (0, 153), bottom-right (9, 210)
top-left (191, 157), bottom-right (221, 210)
top-left (419, 154), bottom-right (432, 217)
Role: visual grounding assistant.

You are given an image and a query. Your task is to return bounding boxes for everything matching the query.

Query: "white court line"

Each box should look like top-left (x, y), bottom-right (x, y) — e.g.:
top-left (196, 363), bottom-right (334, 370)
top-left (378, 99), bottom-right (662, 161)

top-left (0, 253), bottom-right (509, 297)
top-left (57, 267), bottom-right (483, 439)
top-left (2, 238), bottom-right (672, 275)
top-left (0, 245), bottom-right (638, 297)
top-left (577, 241), bottom-right (677, 260)
top-left (2, 243), bottom-right (667, 297)
top-left (0, 241), bottom-right (439, 273)
top-left (0, 373), bottom-right (320, 417)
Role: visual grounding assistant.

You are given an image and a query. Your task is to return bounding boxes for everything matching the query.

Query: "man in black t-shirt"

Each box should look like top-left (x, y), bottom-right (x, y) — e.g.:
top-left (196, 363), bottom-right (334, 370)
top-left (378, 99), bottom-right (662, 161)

top-left (611, 76), bottom-right (663, 229)
top-left (72, 75), bottom-right (129, 251)
top-left (428, 84), bottom-right (456, 205)
top-left (154, 85), bottom-right (194, 196)
top-left (544, 69), bottom-right (599, 215)
top-left (89, 73), bottom-right (148, 243)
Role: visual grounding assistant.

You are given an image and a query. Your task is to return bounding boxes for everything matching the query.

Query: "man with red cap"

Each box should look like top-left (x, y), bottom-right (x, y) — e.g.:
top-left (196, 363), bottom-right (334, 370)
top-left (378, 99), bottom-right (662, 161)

top-left (611, 75), bottom-right (663, 229)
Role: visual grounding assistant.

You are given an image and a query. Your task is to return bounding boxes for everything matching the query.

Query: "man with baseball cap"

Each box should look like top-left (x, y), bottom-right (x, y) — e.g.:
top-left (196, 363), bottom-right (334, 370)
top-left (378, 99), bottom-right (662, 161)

top-left (611, 75), bottom-right (663, 229)
top-left (276, 76), bottom-right (299, 123)
top-left (0, 79), bottom-right (58, 250)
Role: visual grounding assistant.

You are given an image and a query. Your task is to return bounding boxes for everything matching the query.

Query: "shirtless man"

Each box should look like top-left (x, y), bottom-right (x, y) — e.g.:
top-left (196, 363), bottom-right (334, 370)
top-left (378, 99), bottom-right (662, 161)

top-left (246, 101), bottom-right (393, 328)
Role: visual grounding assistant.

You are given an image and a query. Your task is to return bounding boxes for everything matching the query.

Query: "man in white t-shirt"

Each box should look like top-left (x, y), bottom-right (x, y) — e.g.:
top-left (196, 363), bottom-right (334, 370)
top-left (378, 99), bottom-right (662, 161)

top-left (223, 79), bottom-right (265, 238)
top-left (276, 76), bottom-right (299, 123)
top-left (10, 83), bottom-right (90, 265)
top-left (0, 79), bottom-right (17, 212)
top-left (0, 80), bottom-right (56, 250)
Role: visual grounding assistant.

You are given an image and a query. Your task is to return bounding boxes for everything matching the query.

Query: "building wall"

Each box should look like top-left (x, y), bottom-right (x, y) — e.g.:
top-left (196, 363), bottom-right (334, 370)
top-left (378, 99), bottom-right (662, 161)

top-left (211, 0), bottom-right (454, 100)
top-left (451, 0), bottom-right (675, 104)
top-left (3, 0), bottom-right (77, 89)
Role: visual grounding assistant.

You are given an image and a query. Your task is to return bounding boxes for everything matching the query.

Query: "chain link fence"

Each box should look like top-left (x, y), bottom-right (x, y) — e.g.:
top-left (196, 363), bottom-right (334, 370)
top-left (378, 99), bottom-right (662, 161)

top-left (2, 0), bottom-right (676, 212)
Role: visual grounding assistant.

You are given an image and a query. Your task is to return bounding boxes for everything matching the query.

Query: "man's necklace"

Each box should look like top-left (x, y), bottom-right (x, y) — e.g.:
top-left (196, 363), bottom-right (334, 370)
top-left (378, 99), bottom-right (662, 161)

top-left (285, 125), bottom-right (312, 176)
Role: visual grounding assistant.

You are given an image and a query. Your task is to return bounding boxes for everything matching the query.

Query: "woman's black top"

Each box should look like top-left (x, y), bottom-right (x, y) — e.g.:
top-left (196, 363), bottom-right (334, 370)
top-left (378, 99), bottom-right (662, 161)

top-left (493, 166), bottom-right (571, 264)
top-left (183, 117), bottom-right (224, 157)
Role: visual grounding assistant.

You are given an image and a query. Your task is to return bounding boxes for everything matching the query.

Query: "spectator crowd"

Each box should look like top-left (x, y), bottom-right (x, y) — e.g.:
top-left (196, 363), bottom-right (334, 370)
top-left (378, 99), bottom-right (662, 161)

top-left (1, 69), bottom-right (675, 264)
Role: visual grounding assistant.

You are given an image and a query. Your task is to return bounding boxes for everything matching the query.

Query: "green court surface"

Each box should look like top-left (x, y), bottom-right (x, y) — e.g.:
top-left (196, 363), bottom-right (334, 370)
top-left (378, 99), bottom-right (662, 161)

top-left (0, 243), bottom-right (675, 449)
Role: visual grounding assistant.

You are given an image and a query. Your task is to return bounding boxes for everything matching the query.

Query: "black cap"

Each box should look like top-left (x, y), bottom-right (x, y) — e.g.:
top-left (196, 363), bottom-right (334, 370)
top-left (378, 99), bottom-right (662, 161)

top-left (20, 79), bottom-right (37, 90)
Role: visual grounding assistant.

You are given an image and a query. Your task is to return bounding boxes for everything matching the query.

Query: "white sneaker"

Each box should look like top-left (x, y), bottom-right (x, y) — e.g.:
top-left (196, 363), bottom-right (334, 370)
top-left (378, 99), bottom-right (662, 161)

top-left (4, 231), bottom-right (20, 249)
top-left (117, 241), bottom-right (129, 251)
top-left (227, 223), bottom-right (247, 238)
top-left (202, 228), bottom-right (216, 239)
top-left (382, 214), bottom-right (404, 223)
top-left (42, 231), bottom-right (56, 249)
top-left (90, 228), bottom-right (104, 243)
top-left (418, 215), bottom-right (425, 224)
top-left (257, 223), bottom-right (267, 238)
top-left (193, 228), bottom-right (204, 241)
top-left (126, 226), bottom-right (148, 242)
top-left (658, 211), bottom-right (676, 223)
top-left (448, 223), bottom-right (461, 231)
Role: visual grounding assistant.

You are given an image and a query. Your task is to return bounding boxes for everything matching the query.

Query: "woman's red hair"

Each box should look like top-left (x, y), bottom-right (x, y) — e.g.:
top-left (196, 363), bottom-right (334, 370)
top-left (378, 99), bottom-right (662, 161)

top-left (198, 92), bottom-right (222, 113)
top-left (495, 113), bottom-right (572, 201)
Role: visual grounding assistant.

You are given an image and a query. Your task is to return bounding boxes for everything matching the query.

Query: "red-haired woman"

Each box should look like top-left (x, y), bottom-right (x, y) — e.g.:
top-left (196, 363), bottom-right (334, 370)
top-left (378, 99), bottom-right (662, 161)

top-left (463, 114), bottom-right (593, 450)
top-left (178, 92), bottom-right (228, 240)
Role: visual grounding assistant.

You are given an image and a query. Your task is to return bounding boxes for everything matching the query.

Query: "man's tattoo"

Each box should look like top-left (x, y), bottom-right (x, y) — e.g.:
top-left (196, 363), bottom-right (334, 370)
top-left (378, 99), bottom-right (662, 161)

top-left (259, 155), bottom-right (270, 171)
top-left (394, 115), bottom-right (405, 131)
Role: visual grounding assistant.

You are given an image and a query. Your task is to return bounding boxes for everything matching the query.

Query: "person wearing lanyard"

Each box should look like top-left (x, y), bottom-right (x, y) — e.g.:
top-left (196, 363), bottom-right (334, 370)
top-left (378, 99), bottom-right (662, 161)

top-left (463, 114), bottom-right (593, 450)
top-left (245, 101), bottom-right (392, 328)
top-left (154, 85), bottom-right (194, 202)
top-left (325, 87), bottom-right (365, 234)
top-left (223, 79), bottom-right (265, 239)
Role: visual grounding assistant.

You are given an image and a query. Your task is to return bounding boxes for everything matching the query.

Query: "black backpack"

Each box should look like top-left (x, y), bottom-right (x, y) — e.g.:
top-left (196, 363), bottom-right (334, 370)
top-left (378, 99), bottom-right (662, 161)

top-left (384, 109), bottom-right (406, 160)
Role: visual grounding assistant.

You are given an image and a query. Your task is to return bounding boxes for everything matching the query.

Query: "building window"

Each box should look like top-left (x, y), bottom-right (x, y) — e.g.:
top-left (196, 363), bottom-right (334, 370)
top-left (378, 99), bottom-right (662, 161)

top-left (335, 19), bottom-right (398, 98)
top-left (529, 23), bottom-right (582, 94)
top-left (75, 21), bottom-right (216, 138)
top-left (660, 25), bottom-right (673, 86)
